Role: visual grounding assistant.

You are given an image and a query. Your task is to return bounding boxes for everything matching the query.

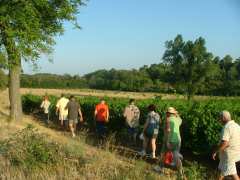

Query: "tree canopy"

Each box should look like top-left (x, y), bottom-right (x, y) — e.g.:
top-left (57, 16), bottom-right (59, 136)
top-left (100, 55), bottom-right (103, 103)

top-left (0, 0), bottom-right (84, 120)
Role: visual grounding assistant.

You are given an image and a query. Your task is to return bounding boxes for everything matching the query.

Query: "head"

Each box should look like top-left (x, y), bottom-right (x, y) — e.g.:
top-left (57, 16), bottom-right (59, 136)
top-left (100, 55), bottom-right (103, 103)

top-left (129, 99), bottom-right (135, 105)
top-left (61, 93), bottom-right (65, 98)
top-left (70, 95), bottom-right (75, 101)
top-left (100, 99), bottom-right (105, 104)
top-left (43, 95), bottom-right (48, 100)
top-left (219, 111), bottom-right (231, 125)
top-left (148, 104), bottom-right (156, 112)
top-left (166, 107), bottom-right (177, 117)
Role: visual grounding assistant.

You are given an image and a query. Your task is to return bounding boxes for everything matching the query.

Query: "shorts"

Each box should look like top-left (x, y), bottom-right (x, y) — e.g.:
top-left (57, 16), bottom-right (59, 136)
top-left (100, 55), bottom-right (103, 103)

top-left (218, 153), bottom-right (240, 177)
top-left (127, 126), bottom-right (138, 135)
top-left (169, 142), bottom-right (181, 152)
top-left (144, 129), bottom-right (158, 139)
top-left (59, 114), bottom-right (68, 121)
top-left (69, 119), bottom-right (78, 125)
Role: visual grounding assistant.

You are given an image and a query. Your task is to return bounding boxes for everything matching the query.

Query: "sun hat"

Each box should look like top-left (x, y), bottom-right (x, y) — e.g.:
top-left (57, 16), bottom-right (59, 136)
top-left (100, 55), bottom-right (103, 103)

top-left (167, 107), bottom-right (177, 114)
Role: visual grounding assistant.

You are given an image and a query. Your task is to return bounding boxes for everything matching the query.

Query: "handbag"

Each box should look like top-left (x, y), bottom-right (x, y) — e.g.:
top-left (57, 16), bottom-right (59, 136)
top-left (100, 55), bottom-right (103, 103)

top-left (164, 151), bottom-right (173, 165)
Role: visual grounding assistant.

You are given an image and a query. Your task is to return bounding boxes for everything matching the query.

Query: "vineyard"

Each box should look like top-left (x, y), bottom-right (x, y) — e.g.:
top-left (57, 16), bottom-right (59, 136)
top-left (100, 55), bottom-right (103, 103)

top-left (22, 94), bottom-right (240, 156)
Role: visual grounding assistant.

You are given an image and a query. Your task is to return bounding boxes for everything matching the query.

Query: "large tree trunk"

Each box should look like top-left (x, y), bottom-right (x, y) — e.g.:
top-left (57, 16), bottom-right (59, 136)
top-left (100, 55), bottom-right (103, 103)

top-left (1, 25), bottom-right (22, 121)
top-left (3, 33), bottom-right (23, 121)
top-left (8, 59), bottom-right (22, 121)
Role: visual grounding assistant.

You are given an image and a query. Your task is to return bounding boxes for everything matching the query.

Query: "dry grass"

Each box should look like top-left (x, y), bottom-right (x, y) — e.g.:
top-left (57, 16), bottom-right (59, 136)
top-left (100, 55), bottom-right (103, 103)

top-left (20, 88), bottom-right (183, 100)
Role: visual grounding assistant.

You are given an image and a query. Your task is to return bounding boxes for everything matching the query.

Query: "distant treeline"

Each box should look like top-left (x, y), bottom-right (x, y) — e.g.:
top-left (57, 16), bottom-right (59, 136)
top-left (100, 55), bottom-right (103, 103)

top-left (2, 35), bottom-right (240, 97)
top-left (20, 54), bottom-right (240, 96)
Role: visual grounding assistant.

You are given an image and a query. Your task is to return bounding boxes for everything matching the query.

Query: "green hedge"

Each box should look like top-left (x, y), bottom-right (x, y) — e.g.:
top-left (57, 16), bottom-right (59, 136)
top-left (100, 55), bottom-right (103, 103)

top-left (22, 94), bottom-right (240, 155)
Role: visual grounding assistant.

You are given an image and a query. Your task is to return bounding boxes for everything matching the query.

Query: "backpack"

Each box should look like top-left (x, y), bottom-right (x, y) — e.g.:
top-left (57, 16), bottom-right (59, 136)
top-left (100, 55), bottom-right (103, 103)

top-left (124, 105), bottom-right (139, 127)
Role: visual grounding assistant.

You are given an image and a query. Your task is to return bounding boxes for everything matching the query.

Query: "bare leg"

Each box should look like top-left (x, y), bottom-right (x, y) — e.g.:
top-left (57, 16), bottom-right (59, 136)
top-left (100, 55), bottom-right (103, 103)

top-left (151, 138), bottom-right (156, 158)
top-left (69, 123), bottom-right (75, 137)
top-left (143, 137), bottom-right (149, 152)
top-left (232, 174), bottom-right (240, 180)
top-left (218, 175), bottom-right (224, 180)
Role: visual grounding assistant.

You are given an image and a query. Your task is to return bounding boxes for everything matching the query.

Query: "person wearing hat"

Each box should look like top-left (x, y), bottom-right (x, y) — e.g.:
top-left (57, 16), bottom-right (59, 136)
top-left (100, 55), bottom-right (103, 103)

top-left (165, 107), bottom-right (183, 170)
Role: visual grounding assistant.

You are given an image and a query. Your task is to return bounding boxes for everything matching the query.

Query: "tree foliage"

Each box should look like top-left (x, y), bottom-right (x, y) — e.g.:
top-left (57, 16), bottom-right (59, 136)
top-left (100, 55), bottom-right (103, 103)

top-left (163, 35), bottom-right (214, 99)
top-left (0, 0), bottom-right (84, 120)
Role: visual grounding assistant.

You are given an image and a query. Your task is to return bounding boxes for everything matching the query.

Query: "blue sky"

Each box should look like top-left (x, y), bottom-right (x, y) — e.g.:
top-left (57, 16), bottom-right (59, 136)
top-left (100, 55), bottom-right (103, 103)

top-left (23, 0), bottom-right (240, 75)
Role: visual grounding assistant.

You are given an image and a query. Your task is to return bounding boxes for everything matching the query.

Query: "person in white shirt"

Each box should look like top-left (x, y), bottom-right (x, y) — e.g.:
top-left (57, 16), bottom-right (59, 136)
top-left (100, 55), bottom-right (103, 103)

top-left (40, 95), bottom-right (51, 124)
top-left (56, 94), bottom-right (69, 129)
top-left (212, 111), bottom-right (240, 180)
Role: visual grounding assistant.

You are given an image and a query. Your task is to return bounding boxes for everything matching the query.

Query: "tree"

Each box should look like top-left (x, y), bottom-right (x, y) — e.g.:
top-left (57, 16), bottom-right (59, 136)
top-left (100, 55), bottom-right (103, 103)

top-left (163, 35), bottom-right (213, 99)
top-left (0, 0), bottom-right (84, 121)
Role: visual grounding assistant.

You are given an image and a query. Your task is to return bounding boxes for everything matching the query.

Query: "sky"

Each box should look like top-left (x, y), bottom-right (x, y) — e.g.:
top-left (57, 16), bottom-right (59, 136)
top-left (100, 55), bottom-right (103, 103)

top-left (23, 0), bottom-right (240, 75)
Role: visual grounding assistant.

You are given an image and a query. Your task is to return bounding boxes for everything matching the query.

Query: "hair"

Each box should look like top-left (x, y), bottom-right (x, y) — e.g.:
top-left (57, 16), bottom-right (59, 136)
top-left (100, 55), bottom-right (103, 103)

top-left (129, 99), bottom-right (135, 104)
top-left (61, 93), bottom-right (65, 97)
top-left (43, 95), bottom-right (48, 100)
top-left (70, 95), bottom-right (75, 99)
top-left (148, 104), bottom-right (156, 111)
top-left (220, 110), bottom-right (231, 121)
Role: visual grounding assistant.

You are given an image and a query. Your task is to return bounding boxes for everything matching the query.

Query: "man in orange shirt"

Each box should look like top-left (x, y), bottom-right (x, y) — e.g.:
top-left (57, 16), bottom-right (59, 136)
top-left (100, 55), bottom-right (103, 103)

top-left (94, 99), bottom-right (109, 139)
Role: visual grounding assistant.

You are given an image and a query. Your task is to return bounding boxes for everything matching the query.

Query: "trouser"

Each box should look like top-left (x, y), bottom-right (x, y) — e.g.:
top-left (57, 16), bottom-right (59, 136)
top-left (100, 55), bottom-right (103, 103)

top-left (96, 121), bottom-right (107, 139)
top-left (43, 113), bottom-right (49, 124)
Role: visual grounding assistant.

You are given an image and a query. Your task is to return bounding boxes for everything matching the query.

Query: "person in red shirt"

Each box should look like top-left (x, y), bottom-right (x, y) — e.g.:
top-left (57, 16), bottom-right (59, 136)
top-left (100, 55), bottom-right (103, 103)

top-left (94, 99), bottom-right (109, 139)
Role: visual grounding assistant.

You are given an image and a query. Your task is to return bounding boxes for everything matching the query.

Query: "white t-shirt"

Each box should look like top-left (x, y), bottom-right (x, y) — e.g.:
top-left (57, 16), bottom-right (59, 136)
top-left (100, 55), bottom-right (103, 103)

top-left (218, 120), bottom-right (240, 176)
top-left (56, 97), bottom-right (69, 119)
top-left (40, 100), bottom-right (51, 114)
top-left (221, 120), bottom-right (240, 162)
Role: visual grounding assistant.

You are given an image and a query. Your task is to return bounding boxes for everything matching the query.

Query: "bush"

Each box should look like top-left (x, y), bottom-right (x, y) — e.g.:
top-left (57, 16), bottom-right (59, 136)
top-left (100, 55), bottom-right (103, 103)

top-left (0, 69), bottom-right (7, 90)
top-left (0, 125), bottom-right (68, 170)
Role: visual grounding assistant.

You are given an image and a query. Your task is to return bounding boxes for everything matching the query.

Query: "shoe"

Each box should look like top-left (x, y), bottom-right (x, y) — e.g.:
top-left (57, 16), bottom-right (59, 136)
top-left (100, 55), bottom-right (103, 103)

top-left (150, 153), bottom-right (157, 159)
top-left (72, 133), bottom-right (76, 138)
top-left (138, 150), bottom-right (146, 156)
top-left (153, 165), bottom-right (163, 173)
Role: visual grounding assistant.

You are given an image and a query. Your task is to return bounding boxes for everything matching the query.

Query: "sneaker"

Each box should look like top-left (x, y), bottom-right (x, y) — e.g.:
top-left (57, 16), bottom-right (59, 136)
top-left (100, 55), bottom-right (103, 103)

top-left (153, 165), bottom-right (163, 173)
top-left (150, 154), bottom-right (157, 159)
top-left (138, 150), bottom-right (146, 156)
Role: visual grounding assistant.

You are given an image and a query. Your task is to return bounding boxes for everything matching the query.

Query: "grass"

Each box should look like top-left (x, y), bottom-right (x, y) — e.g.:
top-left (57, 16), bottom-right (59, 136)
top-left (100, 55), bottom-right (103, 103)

top-left (0, 116), bottom-right (172, 180)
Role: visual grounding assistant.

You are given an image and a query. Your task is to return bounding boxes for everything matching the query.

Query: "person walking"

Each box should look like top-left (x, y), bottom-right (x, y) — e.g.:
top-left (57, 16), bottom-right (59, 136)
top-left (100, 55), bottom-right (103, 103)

top-left (40, 95), bottom-right (51, 124)
top-left (56, 94), bottom-right (69, 130)
top-left (165, 107), bottom-right (183, 170)
top-left (65, 95), bottom-right (83, 138)
top-left (139, 104), bottom-right (160, 159)
top-left (123, 99), bottom-right (140, 144)
top-left (94, 99), bottom-right (109, 139)
top-left (212, 111), bottom-right (240, 180)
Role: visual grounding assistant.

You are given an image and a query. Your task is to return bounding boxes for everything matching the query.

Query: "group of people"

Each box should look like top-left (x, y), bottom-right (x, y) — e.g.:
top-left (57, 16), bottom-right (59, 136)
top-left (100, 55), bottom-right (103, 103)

top-left (40, 94), bottom-right (109, 138)
top-left (40, 95), bottom-right (240, 179)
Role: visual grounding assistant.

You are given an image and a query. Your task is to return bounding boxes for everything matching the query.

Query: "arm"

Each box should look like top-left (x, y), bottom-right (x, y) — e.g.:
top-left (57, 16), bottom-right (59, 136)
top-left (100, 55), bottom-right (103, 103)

top-left (65, 102), bottom-right (69, 110)
top-left (106, 107), bottom-right (109, 122)
top-left (143, 117), bottom-right (149, 132)
top-left (78, 108), bottom-right (83, 122)
top-left (94, 107), bottom-right (97, 119)
top-left (212, 127), bottom-right (230, 160)
top-left (40, 101), bottom-right (44, 108)
top-left (123, 107), bottom-right (127, 117)
top-left (56, 100), bottom-right (60, 115)
top-left (212, 140), bottom-right (229, 160)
